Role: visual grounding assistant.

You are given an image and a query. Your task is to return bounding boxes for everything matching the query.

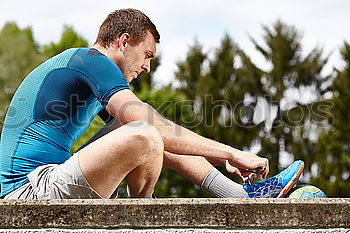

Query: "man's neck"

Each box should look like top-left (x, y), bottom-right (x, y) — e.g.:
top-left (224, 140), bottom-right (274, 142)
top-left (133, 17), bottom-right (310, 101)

top-left (93, 44), bottom-right (122, 64)
top-left (92, 44), bottom-right (109, 57)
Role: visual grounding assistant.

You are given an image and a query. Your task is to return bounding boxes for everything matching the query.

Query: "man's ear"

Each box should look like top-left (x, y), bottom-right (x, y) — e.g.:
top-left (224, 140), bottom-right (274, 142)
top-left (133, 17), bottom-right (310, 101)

top-left (117, 33), bottom-right (131, 52)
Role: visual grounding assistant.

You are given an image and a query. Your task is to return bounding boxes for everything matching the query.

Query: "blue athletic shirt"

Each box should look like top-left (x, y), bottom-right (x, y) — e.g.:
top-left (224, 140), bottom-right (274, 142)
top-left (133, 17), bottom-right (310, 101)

top-left (0, 48), bottom-right (129, 197)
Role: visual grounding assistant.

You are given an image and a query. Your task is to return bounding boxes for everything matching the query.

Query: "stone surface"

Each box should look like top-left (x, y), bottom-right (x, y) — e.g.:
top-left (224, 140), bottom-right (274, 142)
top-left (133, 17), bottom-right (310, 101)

top-left (0, 229), bottom-right (349, 233)
top-left (0, 198), bottom-right (349, 230)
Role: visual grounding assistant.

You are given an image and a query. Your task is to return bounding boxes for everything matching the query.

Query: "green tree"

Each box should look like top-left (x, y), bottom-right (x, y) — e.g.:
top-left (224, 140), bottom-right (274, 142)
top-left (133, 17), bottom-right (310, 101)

top-left (0, 22), bottom-right (45, 130)
top-left (175, 36), bottom-right (263, 147)
top-left (301, 42), bottom-right (350, 197)
top-left (176, 42), bottom-right (206, 102)
top-left (251, 21), bottom-right (329, 175)
top-left (175, 35), bottom-right (265, 185)
top-left (175, 21), bottom-right (333, 190)
top-left (41, 25), bottom-right (88, 57)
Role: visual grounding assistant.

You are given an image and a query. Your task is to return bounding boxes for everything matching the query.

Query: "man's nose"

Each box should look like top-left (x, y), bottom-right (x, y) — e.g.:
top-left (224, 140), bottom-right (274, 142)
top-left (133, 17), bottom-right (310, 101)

top-left (142, 60), bottom-right (151, 73)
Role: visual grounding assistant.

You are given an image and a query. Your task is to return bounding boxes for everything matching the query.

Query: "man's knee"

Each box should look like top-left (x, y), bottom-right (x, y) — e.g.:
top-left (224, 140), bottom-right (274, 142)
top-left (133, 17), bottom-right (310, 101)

top-left (122, 120), bottom-right (164, 158)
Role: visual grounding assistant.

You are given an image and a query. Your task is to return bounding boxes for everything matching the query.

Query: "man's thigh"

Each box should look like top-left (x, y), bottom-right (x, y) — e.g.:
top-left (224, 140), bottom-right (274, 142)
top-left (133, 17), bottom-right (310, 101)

top-left (77, 120), bottom-right (162, 198)
top-left (4, 153), bottom-right (101, 199)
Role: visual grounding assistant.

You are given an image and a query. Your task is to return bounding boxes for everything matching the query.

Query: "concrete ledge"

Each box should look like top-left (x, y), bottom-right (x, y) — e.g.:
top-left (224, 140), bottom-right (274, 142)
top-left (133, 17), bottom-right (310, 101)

top-left (0, 198), bottom-right (349, 230)
top-left (0, 229), bottom-right (349, 233)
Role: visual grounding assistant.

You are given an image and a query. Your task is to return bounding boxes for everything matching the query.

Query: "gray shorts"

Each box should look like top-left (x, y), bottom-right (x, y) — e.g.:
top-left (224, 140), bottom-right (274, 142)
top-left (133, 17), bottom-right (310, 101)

top-left (4, 153), bottom-right (102, 199)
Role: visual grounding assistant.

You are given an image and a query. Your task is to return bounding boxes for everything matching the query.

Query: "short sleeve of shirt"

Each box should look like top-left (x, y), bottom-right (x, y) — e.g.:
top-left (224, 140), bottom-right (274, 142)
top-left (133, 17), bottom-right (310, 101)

top-left (68, 48), bottom-right (130, 106)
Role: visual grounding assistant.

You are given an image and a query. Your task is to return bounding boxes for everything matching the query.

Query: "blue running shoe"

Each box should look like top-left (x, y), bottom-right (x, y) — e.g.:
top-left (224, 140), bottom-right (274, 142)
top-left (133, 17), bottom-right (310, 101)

top-left (243, 160), bottom-right (304, 198)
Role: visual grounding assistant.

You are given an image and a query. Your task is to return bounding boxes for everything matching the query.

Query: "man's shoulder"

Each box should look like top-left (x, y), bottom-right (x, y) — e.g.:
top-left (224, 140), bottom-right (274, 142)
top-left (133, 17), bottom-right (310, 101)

top-left (68, 47), bottom-right (115, 68)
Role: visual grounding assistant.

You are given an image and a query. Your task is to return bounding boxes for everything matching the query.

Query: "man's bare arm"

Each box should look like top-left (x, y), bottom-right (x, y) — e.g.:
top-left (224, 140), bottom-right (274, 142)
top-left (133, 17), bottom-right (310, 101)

top-left (106, 89), bottom-right (269, 176)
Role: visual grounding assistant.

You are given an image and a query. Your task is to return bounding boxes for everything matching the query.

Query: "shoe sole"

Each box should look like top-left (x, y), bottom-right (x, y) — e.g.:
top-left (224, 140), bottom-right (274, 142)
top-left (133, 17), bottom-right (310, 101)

top-left (277, 161), bottom-right (304, 198)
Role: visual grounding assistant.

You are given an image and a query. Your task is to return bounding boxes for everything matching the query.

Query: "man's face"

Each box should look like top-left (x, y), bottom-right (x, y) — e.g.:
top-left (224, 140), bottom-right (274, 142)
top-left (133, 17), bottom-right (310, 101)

top-left (116, 31), bottom-right (156, 83)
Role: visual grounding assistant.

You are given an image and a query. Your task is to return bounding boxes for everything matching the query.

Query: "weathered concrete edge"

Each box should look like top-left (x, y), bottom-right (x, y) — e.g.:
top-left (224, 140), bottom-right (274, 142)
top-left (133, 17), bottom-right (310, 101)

top-left (0, 198), bottom-right (349, 230)
top-left (0, 228), bottom-right (350, 233)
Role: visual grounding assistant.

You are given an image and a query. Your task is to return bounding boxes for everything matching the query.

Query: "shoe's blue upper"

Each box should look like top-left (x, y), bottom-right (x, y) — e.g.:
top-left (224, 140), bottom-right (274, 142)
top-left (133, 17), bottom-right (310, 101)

top-left (243, 160), bottom-right (304, 198)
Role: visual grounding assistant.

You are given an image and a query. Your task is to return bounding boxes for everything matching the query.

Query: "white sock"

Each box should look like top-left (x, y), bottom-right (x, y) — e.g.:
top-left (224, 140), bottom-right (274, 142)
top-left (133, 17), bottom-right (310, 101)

top-left (201, 168), bottom-right (248, 198)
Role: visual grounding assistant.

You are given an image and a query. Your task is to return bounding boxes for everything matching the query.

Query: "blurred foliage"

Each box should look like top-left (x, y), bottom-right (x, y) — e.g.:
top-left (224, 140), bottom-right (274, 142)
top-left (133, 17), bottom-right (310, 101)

top-left (175, 35), bottom-right (265, 183)
top-left (0, 20), bottom-right (349, 197)
top-left (174, 21), bottom-right (342, 197)
top-left (70, 116), bottom-right (105, 154)
top-left (41, 25), bottom-right (88, 57)
top-left (251, 21), bottom-right (330, 175)
top-left (293, 42), bottom-right (350, 197)
top-left (0, 22), bottom-right (46, 129)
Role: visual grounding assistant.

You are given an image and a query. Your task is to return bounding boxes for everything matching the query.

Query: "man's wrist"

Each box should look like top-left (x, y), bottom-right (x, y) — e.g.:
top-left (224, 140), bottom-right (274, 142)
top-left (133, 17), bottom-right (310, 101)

top-left (225, 146), bottom-right (248, 165)
top-left (223, 145), bottom-right (237, 161)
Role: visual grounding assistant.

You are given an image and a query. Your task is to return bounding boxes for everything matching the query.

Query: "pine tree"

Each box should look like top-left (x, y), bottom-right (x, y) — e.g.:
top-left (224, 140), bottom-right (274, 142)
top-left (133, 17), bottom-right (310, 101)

top-left (305, 42), bottom-right (350, 197)
top-left (175, 35), bottom-right (264, 184)
top-left (251, 21), bottom-right (329, 174)
top-left (175, 35), bottom-right (263, 149)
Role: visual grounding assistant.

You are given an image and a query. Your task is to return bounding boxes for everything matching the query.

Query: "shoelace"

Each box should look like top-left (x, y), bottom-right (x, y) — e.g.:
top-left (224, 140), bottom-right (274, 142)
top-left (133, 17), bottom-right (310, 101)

top-left (244, 167), bottom-right (261, 186)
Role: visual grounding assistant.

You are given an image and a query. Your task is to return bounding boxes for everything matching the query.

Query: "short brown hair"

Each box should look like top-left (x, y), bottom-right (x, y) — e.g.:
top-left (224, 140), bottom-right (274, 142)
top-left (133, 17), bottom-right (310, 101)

top-left (95, 8), bottom-right (160, 47)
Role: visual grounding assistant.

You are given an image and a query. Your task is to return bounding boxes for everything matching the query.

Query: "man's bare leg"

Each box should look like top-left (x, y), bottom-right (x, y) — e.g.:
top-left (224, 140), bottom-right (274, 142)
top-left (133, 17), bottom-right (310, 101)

top-left (77, 120), bottom-right (164, 198)
top-left (163, 151), bottom-right (247, 198)
top-left (163, 151), bottom-right (213, 185)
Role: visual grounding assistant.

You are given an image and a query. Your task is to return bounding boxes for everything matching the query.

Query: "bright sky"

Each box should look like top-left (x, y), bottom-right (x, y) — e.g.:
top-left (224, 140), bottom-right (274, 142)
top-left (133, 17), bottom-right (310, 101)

top-left (1, 0), bottom-right (349, 86)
